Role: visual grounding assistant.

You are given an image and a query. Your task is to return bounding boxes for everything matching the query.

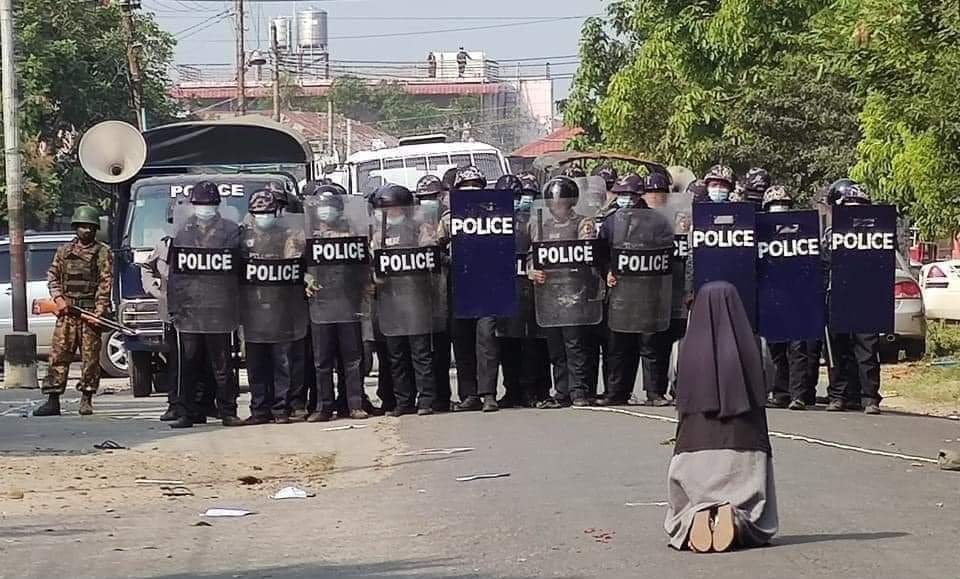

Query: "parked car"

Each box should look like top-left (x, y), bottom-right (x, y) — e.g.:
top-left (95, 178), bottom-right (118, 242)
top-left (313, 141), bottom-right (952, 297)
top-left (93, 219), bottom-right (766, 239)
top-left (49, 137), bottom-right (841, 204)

top-left (881, 252), bottom-right (926, 360)
top-left (0, 232), bottom-right (128, 377)
top-left (918, 259), bottom-right (960, 321)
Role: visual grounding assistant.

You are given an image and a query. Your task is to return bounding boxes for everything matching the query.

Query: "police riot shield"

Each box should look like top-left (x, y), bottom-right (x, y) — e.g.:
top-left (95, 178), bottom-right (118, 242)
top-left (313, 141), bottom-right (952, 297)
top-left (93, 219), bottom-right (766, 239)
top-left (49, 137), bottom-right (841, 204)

top-left (607, 208), bottom-right (675, 333)
top-left (167, 205), bottom-right (241, 334)
top-left (496, 208), bottom-right (538, 338)
top-left (303, 195), bottom-right (372, 325)
top-left (691, 202), bottom-right (758, 328)
top-left (372, 206), bottom-right (445, 337)
top-left (757, 210), bottom-right (825, 342)
top-left (573, 176), bottom-right (609, 224)
top-left (239, 214), bottom-right (309, 343)
top-left (829, 204), bottom-right (896, 334)
top-left (531, 202), bottom-right (604, 328)
top-left (450, 188), bottom-right (518, 318)
top-left (663, 192), bottom-right (694, 320)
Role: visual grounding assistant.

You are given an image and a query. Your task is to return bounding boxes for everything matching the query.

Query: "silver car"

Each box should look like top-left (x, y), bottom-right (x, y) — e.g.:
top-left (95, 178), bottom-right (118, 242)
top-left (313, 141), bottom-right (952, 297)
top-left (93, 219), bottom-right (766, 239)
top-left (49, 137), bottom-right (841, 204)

top-left (880, 252), bottom-right (926, 360)
top-left (0, 232), bottom-right (127, 376)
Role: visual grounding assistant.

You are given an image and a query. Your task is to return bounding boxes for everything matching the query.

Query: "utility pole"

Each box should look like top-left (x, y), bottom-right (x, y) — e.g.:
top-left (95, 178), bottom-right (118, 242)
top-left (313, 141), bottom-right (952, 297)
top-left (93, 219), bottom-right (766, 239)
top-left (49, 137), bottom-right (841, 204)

top-left (235, 0), bottom-right (246, 115)
top-left (1, 0), bottom-right (38, 388)
top-left (119, 0), bottom-right (145, 130)
top-left (271, 21), bottom-right (280, 122)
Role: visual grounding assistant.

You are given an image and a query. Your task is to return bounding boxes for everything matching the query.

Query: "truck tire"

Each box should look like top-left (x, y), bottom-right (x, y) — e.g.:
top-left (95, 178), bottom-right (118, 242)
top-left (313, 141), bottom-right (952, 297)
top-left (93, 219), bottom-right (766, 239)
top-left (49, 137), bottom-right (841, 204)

top-left (129, 351), bottom-right (154, 398)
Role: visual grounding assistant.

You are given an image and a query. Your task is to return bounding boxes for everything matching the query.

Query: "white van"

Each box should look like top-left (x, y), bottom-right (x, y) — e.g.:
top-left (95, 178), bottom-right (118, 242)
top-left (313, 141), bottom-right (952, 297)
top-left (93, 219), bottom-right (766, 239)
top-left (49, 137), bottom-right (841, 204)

top-left (333, 135), bottom-right (510, 195)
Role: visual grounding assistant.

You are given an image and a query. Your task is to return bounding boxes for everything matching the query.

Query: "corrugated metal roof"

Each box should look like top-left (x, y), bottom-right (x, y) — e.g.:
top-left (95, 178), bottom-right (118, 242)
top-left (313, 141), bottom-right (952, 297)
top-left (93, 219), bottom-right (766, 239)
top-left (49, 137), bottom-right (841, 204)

top-left (511, 126), bottom-right (583, 158)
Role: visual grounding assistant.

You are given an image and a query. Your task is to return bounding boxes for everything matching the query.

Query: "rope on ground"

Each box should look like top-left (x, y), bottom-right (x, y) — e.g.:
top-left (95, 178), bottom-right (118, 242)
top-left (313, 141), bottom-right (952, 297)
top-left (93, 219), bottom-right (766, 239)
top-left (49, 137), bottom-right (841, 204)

top-left (572, 406), bottom-right (939, 465)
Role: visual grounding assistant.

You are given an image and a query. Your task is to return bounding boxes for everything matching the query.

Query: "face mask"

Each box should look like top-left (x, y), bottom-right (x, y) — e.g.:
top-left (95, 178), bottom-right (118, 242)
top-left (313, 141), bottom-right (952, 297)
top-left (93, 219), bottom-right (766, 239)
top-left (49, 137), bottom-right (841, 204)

top-left (707, 186), bottom-right (730, 203)
top-left (254, 214), bottom-right (277, 229)
top-left (386, 214), bottom-right (405, 226)
top-left (317, 207), bottom-right (340, 223)
top-left (615, 195), bottom-right (635, 208)
top-left (194, 206), bottom-right (217, 221)
top-left (420, 199), bottom-right (440, 211)
top-left (517, 195), bottom-right (534, 212)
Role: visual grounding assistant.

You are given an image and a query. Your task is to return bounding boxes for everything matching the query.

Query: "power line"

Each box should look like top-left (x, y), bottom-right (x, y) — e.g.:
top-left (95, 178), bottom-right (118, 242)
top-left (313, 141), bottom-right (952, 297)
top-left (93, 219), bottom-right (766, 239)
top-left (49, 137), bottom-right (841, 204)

top-left (174, 15), bottom-right (594, 42)
top-left (172, 9), bottom-right (230, 38)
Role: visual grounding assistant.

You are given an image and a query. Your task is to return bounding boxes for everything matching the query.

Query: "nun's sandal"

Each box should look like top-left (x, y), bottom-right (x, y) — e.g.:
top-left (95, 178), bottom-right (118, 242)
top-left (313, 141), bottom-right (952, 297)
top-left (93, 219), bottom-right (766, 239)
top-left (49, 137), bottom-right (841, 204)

top-left (689, 508), bottom-right (714, 553)
top-left (712, 503), bottom-right (736, 552)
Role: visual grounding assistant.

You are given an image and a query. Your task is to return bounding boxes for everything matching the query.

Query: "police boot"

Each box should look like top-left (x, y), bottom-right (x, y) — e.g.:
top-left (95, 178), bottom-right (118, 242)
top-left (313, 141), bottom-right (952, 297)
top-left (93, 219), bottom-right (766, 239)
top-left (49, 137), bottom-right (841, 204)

top-left (78, 393), bottom-right (94, 416)
top-left (33, 394), bottom-right (61, 417)
top-left (481, 395), bottom-right (499, 413)
top-left (159, 406), bottom-right (180, 422)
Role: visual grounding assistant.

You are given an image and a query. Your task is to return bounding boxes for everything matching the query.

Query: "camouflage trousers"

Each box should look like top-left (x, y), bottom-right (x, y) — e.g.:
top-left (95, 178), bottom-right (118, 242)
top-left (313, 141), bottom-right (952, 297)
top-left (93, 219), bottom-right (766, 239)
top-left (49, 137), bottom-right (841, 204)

top-left (42, 314), bottom-right (102, 395)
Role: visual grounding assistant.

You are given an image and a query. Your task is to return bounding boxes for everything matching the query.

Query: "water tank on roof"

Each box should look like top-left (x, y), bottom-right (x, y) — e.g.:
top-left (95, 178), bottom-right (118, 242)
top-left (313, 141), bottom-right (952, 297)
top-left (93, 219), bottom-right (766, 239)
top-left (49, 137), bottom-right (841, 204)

top-left (297, 9), bottom-right (328, 50)
top-left (272, 17), bottom-right (292, 51)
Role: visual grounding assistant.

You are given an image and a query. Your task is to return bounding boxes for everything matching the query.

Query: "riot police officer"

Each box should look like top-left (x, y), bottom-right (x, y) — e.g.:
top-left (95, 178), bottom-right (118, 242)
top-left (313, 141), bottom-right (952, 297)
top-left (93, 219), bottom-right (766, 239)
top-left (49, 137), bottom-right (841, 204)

top-left (704, 165), bottom-right (736, 203)
top-left (444, 165), bottom-right (501, 412)
top-left (529, 176), bottom-right (602, 406)
top-left (168, 181), bottom-right (244, 428)
top-left (593, 165), bottom-right (620, 225)
top-left (240, 191), bottom-right (308, 424)
top-left (415, 174), bottom-right (452, 412)
top-left (824, 180), bottom-right (883, 414)
top-left (370, 184), bottom-right (441, 416)
top-left (34, 206), bottom-right (113, 417)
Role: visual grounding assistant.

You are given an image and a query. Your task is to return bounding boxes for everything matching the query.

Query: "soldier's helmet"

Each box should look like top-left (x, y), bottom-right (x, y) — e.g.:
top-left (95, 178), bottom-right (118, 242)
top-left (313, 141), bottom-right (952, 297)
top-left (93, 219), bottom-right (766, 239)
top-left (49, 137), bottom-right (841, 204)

top-left (542, 176), bottom-right (580, 200)
top-left (742, 168), bottom-right (770, 192)
top-left (248, 190), bottom-right (279, 214)
top-left (415, 174), bottom-right (444, 196)
top-left (441, 167), bottom-right (459, 191)
top-left (316, 189), bottom-right (345, 210)
top-left (454, 165), bottom-right (487, 189)
top-left (836, 182), bottom-right (871, 205)
top-left (704, 165), bottom-right (736, 188)
top-left (686, 179), bottom-right (708, 202)
top-left (495, 174), bottom-right (523, 196)
top-left (372, 184), bottom-right (415, 208)
top-left (518, 172), bottom-right (541, 196)
top-left (190, 181), bottom-right (221, 205)
top-left (643, 172), bottom-right (671, 193)
top-left (593, 165), bottom-right (619, 190)
top-left (71, 205), bottom-right (100, 228)
top-left (761, 186), bottom-right (793, 210)
top-left (826, 178), bottom-right (866, 205)
top-left (560, 165), bottom-right (587, 179)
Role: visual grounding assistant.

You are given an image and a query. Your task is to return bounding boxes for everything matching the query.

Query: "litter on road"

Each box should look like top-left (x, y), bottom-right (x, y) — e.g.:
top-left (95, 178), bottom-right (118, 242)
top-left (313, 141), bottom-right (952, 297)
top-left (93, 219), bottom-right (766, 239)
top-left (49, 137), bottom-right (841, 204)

top-left (271, 486), bottom-right (313, 500)
top-left (93, 440), bottom-right (126, 450)
top-left (456, 472), bottom-right (510, 482)
top-left (201, 508), bottom-right (254, 518)
top-left (624, 501), bottom-right (669, 507)
top-left (396, 447), bottom-right (474, 457)
top-left (321, 424), bottom-right (367, 432)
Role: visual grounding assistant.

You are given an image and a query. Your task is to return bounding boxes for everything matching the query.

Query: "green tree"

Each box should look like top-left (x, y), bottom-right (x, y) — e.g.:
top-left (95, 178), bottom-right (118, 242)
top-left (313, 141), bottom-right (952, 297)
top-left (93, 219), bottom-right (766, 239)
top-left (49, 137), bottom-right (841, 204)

top-left (0, 0), bottom-right (177, 229)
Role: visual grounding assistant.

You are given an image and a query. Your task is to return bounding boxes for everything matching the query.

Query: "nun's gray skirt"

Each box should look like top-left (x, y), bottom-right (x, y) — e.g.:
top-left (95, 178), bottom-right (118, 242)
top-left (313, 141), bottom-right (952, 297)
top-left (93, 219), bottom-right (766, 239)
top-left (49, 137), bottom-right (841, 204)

top-left (664, 449), bottom-right (778, 549)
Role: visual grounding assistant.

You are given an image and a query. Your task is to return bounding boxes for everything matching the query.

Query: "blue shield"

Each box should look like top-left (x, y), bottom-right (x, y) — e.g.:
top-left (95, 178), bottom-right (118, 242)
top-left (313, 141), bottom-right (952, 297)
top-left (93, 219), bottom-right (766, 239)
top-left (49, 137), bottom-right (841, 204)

top-left (757, 210), bottom-right (825, 341)
top-left (829, 204), bottom-right (896, 334)
top-left (692, 202), bottom-right (758, 327)
top-left (451, 188), bottom-right (519, 318)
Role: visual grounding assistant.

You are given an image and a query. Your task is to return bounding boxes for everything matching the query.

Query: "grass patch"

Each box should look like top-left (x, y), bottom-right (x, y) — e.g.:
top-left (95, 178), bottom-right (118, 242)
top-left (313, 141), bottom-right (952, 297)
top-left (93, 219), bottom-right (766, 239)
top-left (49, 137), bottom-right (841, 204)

top-left (884, 363), bottom-right (960, 406)
top-left (925, 321), bottom-right (960, 358)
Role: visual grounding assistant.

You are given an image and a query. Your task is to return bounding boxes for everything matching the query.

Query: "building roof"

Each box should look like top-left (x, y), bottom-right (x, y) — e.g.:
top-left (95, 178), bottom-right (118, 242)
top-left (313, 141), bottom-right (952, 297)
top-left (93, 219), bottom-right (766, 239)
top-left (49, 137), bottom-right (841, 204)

top-left (510, 126), bottom-right (584, 158)
top-left (171, 82), bottom-right (504, 101)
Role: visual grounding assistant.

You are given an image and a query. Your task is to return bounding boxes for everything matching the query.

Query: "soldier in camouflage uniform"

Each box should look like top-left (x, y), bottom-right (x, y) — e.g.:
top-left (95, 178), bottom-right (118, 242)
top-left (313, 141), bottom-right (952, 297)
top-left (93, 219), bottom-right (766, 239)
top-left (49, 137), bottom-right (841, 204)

top-left (35, 206), bottom-right (113, 417)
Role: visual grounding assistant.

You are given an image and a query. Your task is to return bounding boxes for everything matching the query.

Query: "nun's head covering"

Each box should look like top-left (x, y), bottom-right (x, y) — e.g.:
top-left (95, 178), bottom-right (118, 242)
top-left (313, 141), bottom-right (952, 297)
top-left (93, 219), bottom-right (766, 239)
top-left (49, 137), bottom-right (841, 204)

top-left (676, 281), bottom-right (767, 419)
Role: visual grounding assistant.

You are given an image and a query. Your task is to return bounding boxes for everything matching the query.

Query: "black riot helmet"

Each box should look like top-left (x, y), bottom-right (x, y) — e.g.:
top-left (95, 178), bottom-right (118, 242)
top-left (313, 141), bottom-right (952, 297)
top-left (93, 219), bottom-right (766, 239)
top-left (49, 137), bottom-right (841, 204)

top-left (827, 178), bottom-right (860, 205)
top-left (316, 184), bottom-right (347, 197)
top-left (441, 167), bottom-right (459, 191)
top-left (686, 179), bottom-right (708, 203)
top-left (495, 174), bottom-right (524, 196)
top-left (190, 181), bottom-right (221, 205)
top-left (612, 174), bottom-right (643, 194)
top-left (542, 176), bottom-right (580, 200)
top-left (742, 167), bottom-right (771, 194)
top-left (593, 165), bottom-right (619, 190)
top-left (371, 184), bottom-right (415, 208)
top-left (316, 190), bottom-right (345, 210)
top-left (643, 172), bottom-right (671, 194)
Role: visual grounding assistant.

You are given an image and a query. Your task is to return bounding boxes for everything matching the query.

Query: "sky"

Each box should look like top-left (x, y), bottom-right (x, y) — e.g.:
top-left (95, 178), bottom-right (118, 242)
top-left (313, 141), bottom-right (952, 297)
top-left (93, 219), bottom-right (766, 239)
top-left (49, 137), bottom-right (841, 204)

top-left (145, 0), bottom-right (602, 98)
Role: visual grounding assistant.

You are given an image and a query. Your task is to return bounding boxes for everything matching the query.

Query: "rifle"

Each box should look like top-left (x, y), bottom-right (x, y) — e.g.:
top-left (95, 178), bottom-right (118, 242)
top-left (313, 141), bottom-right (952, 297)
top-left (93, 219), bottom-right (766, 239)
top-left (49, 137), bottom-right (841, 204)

top-left (32, 298), bottom-right (136, 337)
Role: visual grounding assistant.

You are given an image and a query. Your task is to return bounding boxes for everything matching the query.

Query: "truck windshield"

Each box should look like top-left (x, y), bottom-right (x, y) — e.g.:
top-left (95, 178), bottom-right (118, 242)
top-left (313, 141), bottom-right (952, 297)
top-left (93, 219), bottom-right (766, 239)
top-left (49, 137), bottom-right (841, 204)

top-left (124, 175), bottom-right (293, 249)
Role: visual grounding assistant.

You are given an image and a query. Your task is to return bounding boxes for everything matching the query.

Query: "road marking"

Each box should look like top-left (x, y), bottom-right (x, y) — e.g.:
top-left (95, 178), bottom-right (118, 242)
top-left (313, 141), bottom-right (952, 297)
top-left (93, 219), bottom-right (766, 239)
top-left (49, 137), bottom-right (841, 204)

top-left (573, 406), bottom-right (939, 465)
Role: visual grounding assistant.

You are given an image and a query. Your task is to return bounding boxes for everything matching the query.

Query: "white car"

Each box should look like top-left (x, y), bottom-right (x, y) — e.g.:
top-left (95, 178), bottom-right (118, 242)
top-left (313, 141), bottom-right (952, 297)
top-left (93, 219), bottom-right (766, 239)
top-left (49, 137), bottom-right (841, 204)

top-left (919, 260), bottom-right (960, 321)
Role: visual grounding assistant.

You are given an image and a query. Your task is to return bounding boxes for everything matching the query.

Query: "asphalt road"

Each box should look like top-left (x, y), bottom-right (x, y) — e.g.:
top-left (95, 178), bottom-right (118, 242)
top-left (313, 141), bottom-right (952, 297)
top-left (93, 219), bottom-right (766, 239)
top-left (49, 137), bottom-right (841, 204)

top-left (1, 383), bottom-right (959, 579)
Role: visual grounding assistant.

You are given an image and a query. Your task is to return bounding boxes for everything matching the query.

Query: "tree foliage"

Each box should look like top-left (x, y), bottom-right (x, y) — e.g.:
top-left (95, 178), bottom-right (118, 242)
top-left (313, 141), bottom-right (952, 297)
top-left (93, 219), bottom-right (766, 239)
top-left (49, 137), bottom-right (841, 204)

top-left (566, 0), bottom-right (960, 237)
top-left (0, 0), bottom-right (177, 229)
